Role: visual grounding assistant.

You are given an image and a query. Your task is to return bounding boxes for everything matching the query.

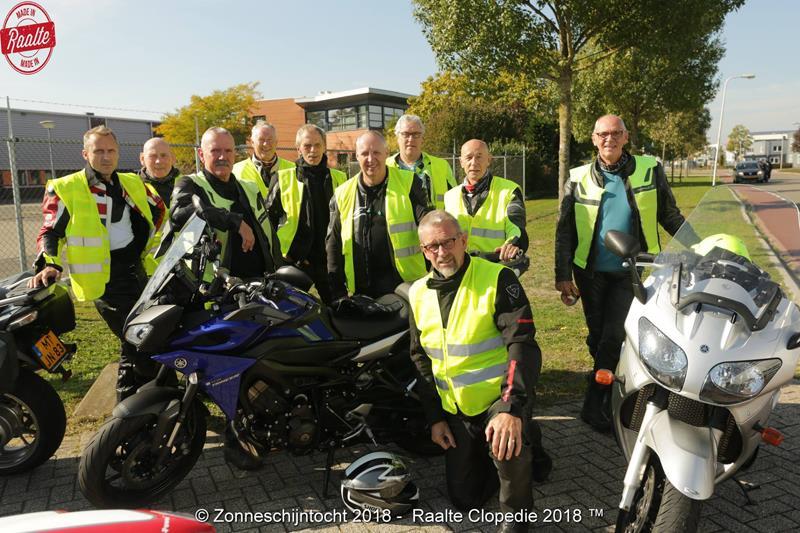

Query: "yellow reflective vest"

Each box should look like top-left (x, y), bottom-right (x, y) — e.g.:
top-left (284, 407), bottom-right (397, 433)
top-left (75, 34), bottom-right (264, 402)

top-left (187, 173), bottom-right (273, 277)
top-left (143, 181), bottom-right (169, 275)
top-left (233, 156), bottom-right (295, 199)
top-left (275, 166), bottom-right (347, 258)
top-left (444, 176), bottom-right (521, 253)
top-left (410, 257), bottom-right (509, 416)
top-left (333, 167), bottom-right (427, 294)
top-left (47, 170), bottom-right (155, 302)
top-left (386, 152), bottom-right (456, 209)
top-left (570, 155), bottom-right (660, 269)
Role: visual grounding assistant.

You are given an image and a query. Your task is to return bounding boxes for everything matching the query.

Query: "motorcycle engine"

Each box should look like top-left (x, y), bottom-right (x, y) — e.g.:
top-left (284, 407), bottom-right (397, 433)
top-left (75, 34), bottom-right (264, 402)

top-left (245, 380), bottom-right (317, 455)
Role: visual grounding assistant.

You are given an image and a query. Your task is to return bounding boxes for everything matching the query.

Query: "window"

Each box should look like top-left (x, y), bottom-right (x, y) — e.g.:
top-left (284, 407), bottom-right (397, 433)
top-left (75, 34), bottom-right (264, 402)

top-left (383, 106), bottom-right (404, 125)
top-left (774, 145), bottom-right (782, 152)
top-left (329, 107), bottom-right (358, 131)
top-left (307, 111), bottom-right (327, 130)
top-left (357, 105), bottom-right (368, 129)
top-left (369, 105), bottom-right (383, 128)
top-left (251, 115), bottom-right (266, 124)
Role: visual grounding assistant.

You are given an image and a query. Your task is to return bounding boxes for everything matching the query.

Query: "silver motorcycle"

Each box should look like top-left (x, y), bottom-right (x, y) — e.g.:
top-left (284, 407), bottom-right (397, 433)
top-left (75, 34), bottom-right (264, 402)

top-left (601, 185), bottom-right (800, 532)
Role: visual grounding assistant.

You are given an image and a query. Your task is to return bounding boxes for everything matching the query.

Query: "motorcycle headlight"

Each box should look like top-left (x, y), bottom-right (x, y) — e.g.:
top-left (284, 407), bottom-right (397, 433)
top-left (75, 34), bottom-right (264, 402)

top-left (638, 317), bottom-right (687, 390)
top-left (124, 324), bottom-right (153, 347)
top-left (700, 359), bottom-right (782, 404)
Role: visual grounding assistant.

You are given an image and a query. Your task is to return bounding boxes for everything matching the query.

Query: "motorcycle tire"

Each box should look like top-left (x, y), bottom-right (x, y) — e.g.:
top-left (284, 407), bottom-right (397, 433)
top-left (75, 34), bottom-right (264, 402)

top-left (78, 400), bottom-right (206, 508)
top-left (0, 368), bottom-right (66, 475)
top-left (618, 457), bottom-right (702, 533)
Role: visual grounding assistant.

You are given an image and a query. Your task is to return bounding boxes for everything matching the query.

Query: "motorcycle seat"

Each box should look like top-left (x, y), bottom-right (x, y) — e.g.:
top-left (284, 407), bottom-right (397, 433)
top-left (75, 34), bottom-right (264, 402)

top-left (329, 294), bottom-right (408, 341)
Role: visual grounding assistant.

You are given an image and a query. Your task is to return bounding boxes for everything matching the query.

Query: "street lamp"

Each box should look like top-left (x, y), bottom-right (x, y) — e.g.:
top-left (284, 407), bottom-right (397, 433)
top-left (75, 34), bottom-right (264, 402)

top-left (39, 120), bottom-right (56, 180)
top-left (712, 74), bottom-right (755, 186)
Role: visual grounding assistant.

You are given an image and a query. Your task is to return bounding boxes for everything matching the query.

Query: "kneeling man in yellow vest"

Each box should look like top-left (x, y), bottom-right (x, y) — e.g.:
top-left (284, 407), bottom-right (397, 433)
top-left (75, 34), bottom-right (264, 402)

top-left (409, 210), bottom-right (551, 532)
top-left (326, 131), bottom-right (430, 304)
top-left (445, 140), bottom-right (527, 261)
top-left (29, 125), bottom-right (166, 402)
top-left (266, 124), bottom-right (347, 304)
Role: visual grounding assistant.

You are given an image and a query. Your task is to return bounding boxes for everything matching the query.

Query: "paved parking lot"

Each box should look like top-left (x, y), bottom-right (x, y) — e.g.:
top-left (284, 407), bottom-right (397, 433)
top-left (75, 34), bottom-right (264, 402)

top-left (1, 383), bottom-right (799, 532)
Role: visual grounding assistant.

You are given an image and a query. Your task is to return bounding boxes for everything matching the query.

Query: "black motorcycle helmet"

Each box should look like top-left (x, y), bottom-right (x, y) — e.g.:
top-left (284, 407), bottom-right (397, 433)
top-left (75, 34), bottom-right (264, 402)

top-left (340, 452), bottom-right (419, 518)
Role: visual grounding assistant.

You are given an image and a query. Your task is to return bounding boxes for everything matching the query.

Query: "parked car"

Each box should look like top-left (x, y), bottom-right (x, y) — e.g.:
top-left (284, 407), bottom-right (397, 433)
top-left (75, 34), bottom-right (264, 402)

top-left (733, 161), bottom-right (766, 183)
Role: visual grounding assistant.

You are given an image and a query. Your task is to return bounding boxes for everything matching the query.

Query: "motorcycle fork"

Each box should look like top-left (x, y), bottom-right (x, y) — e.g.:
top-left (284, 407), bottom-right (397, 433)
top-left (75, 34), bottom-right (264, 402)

top-left (153, 372), bottom-right (202, 467)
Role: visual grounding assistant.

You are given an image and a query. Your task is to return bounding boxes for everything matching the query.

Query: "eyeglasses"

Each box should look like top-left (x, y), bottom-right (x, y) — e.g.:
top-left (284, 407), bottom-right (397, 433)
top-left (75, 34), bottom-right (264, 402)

top-left (398, 131), bottom-right (423, 139)
top-left (421, 237), bottom-right (458, 254)
top-left (593, 130), bottom-right (626, 140)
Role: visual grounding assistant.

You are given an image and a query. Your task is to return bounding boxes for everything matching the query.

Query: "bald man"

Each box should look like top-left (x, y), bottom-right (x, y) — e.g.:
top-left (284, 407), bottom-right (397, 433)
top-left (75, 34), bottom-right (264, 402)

top-left (171, 127), bottom-right (278, 281)
top-left (326, 131), bottom-right (430, 301)
top-left (233, 121), bottom-right (295, 199)
top-left (555, 114), bottom-right (686, 432)
top-left (444, 140), bottom-right (527, 261)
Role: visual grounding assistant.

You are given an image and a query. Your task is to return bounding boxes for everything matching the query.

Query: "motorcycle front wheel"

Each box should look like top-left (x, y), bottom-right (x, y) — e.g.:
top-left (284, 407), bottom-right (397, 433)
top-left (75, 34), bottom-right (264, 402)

top-left (78, 400), bottom-right (206, 508)
top-left (617, 456), bottom-right (702, 533)
top-left (0, 368), bottom-right (66, 475)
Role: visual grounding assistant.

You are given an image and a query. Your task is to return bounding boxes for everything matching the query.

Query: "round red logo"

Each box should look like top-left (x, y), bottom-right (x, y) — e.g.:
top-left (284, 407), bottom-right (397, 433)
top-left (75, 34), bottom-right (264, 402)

top-left (1, 1), bottom-right (56, 75)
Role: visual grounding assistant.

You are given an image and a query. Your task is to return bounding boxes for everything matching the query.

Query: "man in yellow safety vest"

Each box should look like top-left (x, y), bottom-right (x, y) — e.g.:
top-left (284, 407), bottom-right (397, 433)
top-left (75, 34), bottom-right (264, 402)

top-left (232, 121), bottom-right (295, 199)
top-left (409, 210), bottom-right (551, 533)
top-left (139, 137), bottom-right (181, 274)
top-left (555, 114), bottom-right (687, 432)
top-left (30, 125), bottom-right (166, 401)
top-left (444, 140), bottom-right (527, 261)
top-left (266, 124), bottom-right (347, 304)
top-left (386, 114), bottom-right (456, 210)
top-left (326, 131), bottom-right (429, 303)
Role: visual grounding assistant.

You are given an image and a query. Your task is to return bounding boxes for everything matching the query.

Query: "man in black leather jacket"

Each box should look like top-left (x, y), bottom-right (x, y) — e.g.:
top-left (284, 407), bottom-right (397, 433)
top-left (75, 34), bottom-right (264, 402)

top-left (555, 114), bottom-right (686, 431)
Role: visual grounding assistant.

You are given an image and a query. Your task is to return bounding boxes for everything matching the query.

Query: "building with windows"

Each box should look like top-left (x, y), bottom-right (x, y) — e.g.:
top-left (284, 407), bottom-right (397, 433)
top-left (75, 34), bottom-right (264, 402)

top-left (745, 130), bottom-right (800, 167)
top-left (249, 87), bottom-right (411, 164)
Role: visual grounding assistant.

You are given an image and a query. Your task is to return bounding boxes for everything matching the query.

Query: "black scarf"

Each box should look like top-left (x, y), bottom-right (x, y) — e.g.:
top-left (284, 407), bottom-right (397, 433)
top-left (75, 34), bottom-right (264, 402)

top-left (597, 151), bottom-right (630, 174)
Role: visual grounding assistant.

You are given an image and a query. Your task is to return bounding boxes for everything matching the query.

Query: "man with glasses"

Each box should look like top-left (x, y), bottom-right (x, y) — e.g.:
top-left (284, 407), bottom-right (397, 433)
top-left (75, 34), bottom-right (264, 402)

top-left (233, 121), bottom-right (295, 198)
top-left (326, 130), bottom-right (429, 302)
top-left (554, 114), bottom-right (686, 432)
top-left (387, 114), bottom-right (456, 209)
top-left (408, 210), bottom-right (551, 533)
top-left (444, 139), bottom-right (527, 261)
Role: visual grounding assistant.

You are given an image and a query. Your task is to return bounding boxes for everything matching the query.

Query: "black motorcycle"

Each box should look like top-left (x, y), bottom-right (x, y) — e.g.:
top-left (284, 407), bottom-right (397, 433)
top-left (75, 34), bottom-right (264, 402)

top-left (0, 272), bottom-right (75, 474)
top-left (78, 215), bottom-right (442, 508)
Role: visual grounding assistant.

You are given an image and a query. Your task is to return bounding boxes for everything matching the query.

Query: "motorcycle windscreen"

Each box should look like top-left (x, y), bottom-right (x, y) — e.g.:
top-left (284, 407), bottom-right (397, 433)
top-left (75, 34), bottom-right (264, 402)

top-left (655, 185), bottom-right (800, 315)
top-left (128, 214), bottom-right (207, 320)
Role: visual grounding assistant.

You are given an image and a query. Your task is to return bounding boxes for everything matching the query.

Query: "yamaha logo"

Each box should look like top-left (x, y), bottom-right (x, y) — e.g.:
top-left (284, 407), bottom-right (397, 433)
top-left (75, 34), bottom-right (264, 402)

top-left (174, 357), bottom-right (188, 369)
top-left (700, 345), bottom-right (709, 353)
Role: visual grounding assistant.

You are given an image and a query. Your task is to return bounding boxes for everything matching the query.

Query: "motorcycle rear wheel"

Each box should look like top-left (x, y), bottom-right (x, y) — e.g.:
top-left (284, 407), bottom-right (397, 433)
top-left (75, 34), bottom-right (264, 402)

top-left (78, 401), bottom-right (206, 508)
top-left (618, 457), bottom-right (702, 533)
top-left (0, 369), bottom-right (66, 475)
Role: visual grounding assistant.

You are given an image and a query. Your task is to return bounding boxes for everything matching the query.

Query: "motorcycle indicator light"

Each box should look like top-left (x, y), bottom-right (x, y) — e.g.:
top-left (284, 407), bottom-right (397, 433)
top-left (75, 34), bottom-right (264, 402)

top-left (760, 427), bottom-right (783, 446)
top-left (595, 369), bottom-right (615, 386)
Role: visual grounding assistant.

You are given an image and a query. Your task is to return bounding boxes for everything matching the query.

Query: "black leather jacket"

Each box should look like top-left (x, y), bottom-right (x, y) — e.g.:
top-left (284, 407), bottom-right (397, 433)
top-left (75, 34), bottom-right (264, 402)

top-left (555, 154), bottom-right (686, 282)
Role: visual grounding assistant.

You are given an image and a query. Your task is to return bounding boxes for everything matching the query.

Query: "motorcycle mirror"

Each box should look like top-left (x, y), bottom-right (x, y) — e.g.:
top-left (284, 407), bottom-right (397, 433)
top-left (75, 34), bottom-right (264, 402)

top-left (605, 230), bottom-right (640, 259)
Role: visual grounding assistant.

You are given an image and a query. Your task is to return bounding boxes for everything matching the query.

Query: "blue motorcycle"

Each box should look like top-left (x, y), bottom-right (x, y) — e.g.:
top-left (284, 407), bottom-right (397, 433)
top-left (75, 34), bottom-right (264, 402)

top-left (78, 214), bottom-right (438, 508)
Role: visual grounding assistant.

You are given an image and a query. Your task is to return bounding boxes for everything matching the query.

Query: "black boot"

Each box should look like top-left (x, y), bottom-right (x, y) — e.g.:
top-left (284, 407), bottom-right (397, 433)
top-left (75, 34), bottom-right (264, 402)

top-left (580, 375), bottom-right (611, 433)
top-left (223, 426), bottom-right (262, 471)
top-left (531, 447), bottom-right (553, 482)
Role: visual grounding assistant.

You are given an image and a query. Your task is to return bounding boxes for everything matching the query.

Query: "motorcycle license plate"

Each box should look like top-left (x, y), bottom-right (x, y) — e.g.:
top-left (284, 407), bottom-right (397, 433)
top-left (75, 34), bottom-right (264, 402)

top-left (33, 330), bottom-right (68, 371)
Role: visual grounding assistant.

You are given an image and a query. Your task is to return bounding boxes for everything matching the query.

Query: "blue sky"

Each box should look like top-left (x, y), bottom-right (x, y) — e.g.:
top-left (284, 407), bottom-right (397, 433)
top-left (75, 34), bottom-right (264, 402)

top-left (0, 0), bottom-right (795, 141)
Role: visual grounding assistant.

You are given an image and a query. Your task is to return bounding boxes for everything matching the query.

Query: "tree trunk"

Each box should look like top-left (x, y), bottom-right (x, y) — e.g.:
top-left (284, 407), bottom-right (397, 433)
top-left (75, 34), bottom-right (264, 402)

top-left (557, 70), bottom-right (573, 203)
top-left (628, 120), bottom-right (640, 153)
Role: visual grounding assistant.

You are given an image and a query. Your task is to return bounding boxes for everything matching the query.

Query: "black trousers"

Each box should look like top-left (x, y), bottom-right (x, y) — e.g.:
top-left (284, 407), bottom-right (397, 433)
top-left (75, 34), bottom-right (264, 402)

top-left (573, 268), bottom-right (634, 372)
top-left (93, 261), bottom-right (156, 401)
top-left (298, 257), bottom-right (333, 305)
top-left (444, 409), bottom-right (541, 514)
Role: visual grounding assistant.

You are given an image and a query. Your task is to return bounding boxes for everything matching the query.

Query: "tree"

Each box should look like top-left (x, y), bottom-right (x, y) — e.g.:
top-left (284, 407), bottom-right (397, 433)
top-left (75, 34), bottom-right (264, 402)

top-left (649, 109), bottom-right (711, 182)
top-left (412, 0), bottom-right (744, 200)
top-left (726, 124), bottom-right (752, 160)
top-left (156, 82), bottom-right (261, 169)
top-left (793, 128), bottom-right (800, 153)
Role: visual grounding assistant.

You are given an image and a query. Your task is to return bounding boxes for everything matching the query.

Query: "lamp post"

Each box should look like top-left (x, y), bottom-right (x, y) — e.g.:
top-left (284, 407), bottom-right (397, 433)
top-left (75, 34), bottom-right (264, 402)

top-left (39, 120), bottom-right (56, 180)
top-left (712, 74), bottom-right (755, 186)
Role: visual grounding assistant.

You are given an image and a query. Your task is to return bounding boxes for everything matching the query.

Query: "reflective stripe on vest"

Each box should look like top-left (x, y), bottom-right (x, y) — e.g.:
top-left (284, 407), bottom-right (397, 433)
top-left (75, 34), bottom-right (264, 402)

top-left (444, 176), bottom-right (520, 253)
top-left (50, 170), bottom-right (154, 302)
top-left (233, 157), bottom-right (296, 199)
top-left (409, 257), bottom-right (508, 416)
top-left (387, 152), bottom-right (455, 210)
top-left (571, 155), bottom-right (660, 269)
top-left (333, 167), bottom-right (427, 294)
top-left (143, 181), bottom-right (170, 275)
top-left (276, 167), bottom-right (347, 257)
top-left (188, 173), bottom-right (273, 278)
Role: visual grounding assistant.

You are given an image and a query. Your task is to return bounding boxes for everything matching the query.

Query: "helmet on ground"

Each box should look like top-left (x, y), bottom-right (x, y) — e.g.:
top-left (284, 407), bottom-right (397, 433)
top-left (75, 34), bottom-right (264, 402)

top-left (340, 451), bottom-right (419, 517)
top-left (691, 233), bottom-right (751, 261)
